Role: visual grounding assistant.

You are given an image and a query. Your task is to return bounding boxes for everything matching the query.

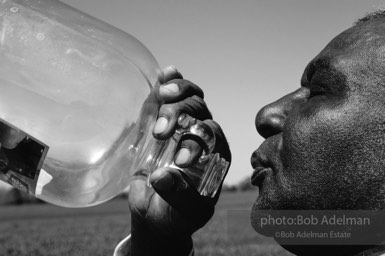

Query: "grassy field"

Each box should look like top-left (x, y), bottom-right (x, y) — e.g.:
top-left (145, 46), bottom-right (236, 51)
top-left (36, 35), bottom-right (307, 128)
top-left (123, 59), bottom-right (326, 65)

top-left (0, 191), bottom-right (293, 256)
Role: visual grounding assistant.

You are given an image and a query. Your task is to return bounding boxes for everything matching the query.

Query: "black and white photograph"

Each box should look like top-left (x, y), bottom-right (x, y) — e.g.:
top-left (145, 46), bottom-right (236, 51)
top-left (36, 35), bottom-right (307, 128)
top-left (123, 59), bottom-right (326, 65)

top-left (1, 0), bottom-right (385, 255)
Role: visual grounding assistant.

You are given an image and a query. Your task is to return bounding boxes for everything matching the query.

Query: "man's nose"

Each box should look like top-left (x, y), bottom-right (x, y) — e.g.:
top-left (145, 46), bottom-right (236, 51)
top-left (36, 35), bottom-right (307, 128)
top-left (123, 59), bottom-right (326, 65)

top-left (255, 88), bottom-right (309, 139)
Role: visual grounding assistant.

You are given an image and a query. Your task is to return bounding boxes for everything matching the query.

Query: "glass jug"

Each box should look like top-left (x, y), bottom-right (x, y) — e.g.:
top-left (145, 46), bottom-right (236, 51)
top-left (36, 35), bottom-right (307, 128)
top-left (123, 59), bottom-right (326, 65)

top-left (0, 0), bottom-right (228, 207)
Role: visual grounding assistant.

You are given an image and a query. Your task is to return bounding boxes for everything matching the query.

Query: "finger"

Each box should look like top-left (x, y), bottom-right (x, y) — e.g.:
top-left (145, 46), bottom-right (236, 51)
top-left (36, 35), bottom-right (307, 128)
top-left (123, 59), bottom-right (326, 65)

top-left (157, 79), bottom-right (204, 103)
top-left (174, 116), bottom-right (216, 167)
top-left (174, 139), bottom-right (203, 167)
top-left (153, 99), bottom-right (212, 139)
top-left (174, 120), bottom-right (229, 200)
top-left (150, 167), bottom-right (214, 223)
top-left (159, 66), bottom-right (183, 84)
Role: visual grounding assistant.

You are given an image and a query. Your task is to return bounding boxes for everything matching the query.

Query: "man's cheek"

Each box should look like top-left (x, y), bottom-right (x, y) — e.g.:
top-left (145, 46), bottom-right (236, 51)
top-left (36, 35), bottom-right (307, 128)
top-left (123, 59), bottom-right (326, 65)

top-left (287, 106), bottom-right (354, 145)
top-left (281, 117), bottom-right (342, 177)
top-left (281, 119), bottom-right (315, 166)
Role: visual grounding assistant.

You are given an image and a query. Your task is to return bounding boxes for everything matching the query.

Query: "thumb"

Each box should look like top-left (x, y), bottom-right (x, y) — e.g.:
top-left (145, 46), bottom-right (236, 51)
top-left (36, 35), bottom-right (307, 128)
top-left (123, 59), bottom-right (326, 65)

top-left (150, 167), bottom-right (176, 192)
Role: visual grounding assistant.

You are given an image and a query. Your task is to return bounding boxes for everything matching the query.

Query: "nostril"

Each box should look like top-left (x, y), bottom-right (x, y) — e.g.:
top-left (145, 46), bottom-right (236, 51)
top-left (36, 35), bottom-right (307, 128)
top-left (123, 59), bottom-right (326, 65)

top-left (255, 112), bottom-right (284, 139)
top-left (257, 122), bottom-right (282, 138)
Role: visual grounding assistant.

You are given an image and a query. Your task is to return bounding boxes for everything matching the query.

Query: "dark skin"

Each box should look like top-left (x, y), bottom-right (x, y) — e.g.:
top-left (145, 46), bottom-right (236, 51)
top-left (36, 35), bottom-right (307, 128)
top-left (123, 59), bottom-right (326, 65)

top-left (121, 67), bottom-right (231, 255)
top-left (121, 17), bottom-right (385, 256)
top-left (251, 17), bottom-right (385, 255)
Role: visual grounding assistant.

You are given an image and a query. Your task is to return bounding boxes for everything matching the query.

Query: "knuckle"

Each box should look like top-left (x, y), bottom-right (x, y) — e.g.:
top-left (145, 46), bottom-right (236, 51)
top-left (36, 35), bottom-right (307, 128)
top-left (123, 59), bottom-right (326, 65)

top-left (178, 114), bottom-right (197, 129)
top-left (182, 96), bottom-right (212, 120)
top-left (163, 78), bottom-right (184, 90)
top-left (174, 79), bottom-right (204, 99)
top-left (190, 95), bottom-right (205, 104)
top-left (159, 103), bottom-right (179, 118)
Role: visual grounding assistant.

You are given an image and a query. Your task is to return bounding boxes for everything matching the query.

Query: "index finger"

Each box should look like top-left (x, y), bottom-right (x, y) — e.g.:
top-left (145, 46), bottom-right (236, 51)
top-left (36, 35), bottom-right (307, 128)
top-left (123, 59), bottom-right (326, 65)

top-left (159, 65), bottom-right (183, 84)
top-left (156, 79), bottom-right (204, 104)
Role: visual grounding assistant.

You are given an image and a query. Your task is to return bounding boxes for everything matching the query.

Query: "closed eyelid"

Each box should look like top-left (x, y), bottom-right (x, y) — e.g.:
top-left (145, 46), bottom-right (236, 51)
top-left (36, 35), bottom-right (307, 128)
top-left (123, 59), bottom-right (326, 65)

top-left (301, 59), bottom-right (348, 99)
top-left (312, 68), bottom-right (346, 91)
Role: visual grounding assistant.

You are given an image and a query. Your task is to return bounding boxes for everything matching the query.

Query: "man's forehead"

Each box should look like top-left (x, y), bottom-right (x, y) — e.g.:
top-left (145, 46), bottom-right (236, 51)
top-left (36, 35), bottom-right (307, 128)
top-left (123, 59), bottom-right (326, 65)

top-left (302, 17), bottom-right (385, 92)
top-left (306, 17), bottom-right (385, 77)
top-left (325, 17), bottom-right (385, 55)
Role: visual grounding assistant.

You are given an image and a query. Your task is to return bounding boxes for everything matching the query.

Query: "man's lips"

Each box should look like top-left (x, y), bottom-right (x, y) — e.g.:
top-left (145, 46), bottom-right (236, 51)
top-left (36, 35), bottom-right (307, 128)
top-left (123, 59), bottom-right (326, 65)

top-left (251, 135), bottom-right (283, 190)
top-left (251, 166), bottom-right (272, 187)
top-left (250, 148), bottom-right (275, 188)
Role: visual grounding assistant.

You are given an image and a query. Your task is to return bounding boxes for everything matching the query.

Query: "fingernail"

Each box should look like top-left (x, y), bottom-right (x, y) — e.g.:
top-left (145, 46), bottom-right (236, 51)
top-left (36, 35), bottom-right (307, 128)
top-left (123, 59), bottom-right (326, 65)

top-left (160, 83), bottom-right (179, 96)
top-left (152, 172), bottom-right (174, 191)
top-left (175, 148), bottom-right (191, 165)
top-left (154, 117), bottom-right (168, 134)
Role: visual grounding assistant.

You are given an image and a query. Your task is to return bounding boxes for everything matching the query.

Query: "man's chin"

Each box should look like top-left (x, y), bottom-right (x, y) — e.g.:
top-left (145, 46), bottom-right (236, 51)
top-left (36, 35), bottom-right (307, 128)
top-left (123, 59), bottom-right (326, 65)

top-left (250, 185), bottom-right (277, 211)
top-left (250, 189), bottom-right (280, 237)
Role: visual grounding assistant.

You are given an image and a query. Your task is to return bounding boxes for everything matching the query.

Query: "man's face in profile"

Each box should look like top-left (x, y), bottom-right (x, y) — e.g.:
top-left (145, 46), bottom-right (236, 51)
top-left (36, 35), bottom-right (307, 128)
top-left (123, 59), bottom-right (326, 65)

top-left (250, 16), bottom-right (385, 214)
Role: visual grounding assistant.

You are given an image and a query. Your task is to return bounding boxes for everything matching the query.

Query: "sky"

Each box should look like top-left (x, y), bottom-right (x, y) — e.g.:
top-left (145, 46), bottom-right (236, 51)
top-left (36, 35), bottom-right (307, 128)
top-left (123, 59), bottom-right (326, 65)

top-left (58, 0), bottom-right (385, 185)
